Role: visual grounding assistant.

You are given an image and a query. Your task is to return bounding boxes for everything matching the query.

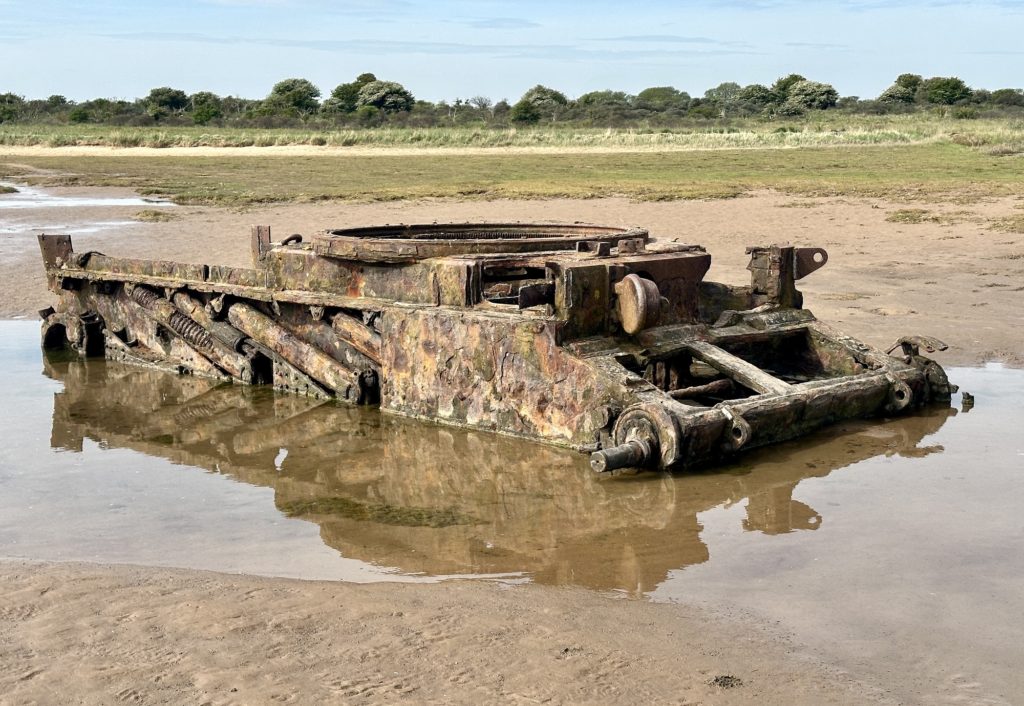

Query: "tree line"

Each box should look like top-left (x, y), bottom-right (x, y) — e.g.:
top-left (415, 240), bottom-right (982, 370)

top-left (2, 72), bottom-right (1022, 128)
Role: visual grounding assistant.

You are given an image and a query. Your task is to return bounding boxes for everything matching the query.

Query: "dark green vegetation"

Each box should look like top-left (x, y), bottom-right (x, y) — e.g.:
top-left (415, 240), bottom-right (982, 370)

top-left (885, 208), bottom-right (943, 224)
top-left (133, 209), bottom-right (179, 222)
top-left (2, 72), bottom-right (1022, 130)
top-left (992, 214), bottom-right (1024, 233)
top-left (884, 208), bottom-right (979, 226)
top-left (4, 142), bottom-right (1021, 206)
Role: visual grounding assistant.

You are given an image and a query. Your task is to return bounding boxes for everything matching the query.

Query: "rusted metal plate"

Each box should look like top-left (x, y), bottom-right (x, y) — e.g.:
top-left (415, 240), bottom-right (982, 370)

top-left (380, 307), bottom-right (624, 449)
top-left (206, 265), bottom-right (267, 289)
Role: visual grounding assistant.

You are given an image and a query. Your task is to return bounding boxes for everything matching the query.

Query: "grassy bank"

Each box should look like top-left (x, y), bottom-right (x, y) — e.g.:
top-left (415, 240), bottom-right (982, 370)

top-left (2, 142), bottom-right (1022, 206)
top-left (1, 116), bottom-right (1022, 153)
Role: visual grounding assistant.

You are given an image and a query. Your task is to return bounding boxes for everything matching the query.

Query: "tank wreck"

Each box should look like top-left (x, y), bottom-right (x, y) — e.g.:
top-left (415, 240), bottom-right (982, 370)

top-left (37, 223), bottom-right (956, 473)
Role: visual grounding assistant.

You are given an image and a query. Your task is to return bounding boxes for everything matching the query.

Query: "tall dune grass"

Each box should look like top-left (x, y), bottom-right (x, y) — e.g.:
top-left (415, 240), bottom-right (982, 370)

top-left (1, 116), bottom-right (1021, 152)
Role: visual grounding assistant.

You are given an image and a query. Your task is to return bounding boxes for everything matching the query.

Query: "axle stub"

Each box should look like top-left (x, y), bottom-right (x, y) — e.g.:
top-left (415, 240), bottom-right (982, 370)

top-left (592, 402), bottom-right (683, 473)
top-left (590, 438), bottom-right (654, 473)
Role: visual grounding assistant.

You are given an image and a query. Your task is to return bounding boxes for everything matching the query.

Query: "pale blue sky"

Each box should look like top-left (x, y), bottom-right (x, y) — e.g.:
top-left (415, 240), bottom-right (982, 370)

top-left (1, 0), bottom-right (1022, 102)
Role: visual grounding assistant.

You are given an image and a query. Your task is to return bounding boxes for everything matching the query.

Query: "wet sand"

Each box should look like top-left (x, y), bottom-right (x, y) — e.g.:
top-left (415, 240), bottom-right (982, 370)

top-left (2, 559), bottom-right (882, 705)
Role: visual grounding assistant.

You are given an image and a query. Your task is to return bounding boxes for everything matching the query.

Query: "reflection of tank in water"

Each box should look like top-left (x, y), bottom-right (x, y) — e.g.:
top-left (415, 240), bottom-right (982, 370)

top-left (45, 354), bottom-right (956, 594)
top-left (38, 224), bottom-right (956, 472)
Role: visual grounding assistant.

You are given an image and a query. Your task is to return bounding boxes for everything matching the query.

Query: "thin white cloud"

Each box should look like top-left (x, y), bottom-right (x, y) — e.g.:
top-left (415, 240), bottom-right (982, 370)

top-left (99, 31), bottom-right (764, 60)
top-left (784, 41), bottom-right (850, 49)
top-left (592, 34), bottom-right (739, 45)
top-left (468, 18), bottom-right (541, 29)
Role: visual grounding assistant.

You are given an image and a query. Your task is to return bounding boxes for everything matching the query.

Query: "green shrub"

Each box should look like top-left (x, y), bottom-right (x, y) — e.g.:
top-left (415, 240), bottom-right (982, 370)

top-left (356, 81), bottom-right (414, 113)
top-left (0, 92), bottom-right (24, 123)
top-left (68, 107), bottom-right (89, 123)
top-left (991, 88), bottom-right (1024, 107)
top-left (774, 101), bottom-right (806, 117)
top-left (267, 78), bottom-right (321, 114)
top-left (635, 86), bottom-right (689, 111)
top-left (192, 104), bottom-right (220, 125)
top-left (786, 80), bottom-right (839, 109)
top-left (770, 74), bottom-right (807, 102)
top-left (879, 84), bottom-right (916, 103)
top-left (510, 99), bottom-right (541, 124)
top-left (917, 77), bottom-right (972, 105)
top-left (355, 105), bottom-right (382, 125)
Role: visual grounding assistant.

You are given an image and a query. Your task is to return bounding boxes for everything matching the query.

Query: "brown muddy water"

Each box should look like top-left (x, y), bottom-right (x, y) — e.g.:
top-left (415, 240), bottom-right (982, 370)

top-left (1, 319), bottom-right (1023, 701)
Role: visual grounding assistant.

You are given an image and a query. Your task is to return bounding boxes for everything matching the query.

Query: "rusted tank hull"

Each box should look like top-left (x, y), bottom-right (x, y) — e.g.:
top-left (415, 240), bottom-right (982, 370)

top-left (37, 225), bottom-right (955, 473)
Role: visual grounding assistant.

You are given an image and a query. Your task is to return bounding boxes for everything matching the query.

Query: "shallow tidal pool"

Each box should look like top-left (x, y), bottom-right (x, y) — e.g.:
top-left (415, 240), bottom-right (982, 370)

top-left (1, 319), bottom-right (1021, 701)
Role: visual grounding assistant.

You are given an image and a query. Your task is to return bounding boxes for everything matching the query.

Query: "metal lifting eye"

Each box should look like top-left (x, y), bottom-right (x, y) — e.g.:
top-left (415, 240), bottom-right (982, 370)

top-left (793, 247), bottom-right (828, 279)
top-left (719, 407), bottom-right (752, 451)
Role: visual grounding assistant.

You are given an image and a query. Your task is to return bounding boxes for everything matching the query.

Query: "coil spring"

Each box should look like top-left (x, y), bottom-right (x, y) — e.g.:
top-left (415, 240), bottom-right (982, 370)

top-left (131, 286), bottom-right (214, 352)
top-left (129, 286), bottom-right (159, 307)
top-left (169, 312), bottom-right (214, 351)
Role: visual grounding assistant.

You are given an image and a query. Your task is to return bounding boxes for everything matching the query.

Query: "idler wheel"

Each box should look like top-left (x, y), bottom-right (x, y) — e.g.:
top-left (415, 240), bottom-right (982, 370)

top-left (590, 403), bottom-right (683, 473)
